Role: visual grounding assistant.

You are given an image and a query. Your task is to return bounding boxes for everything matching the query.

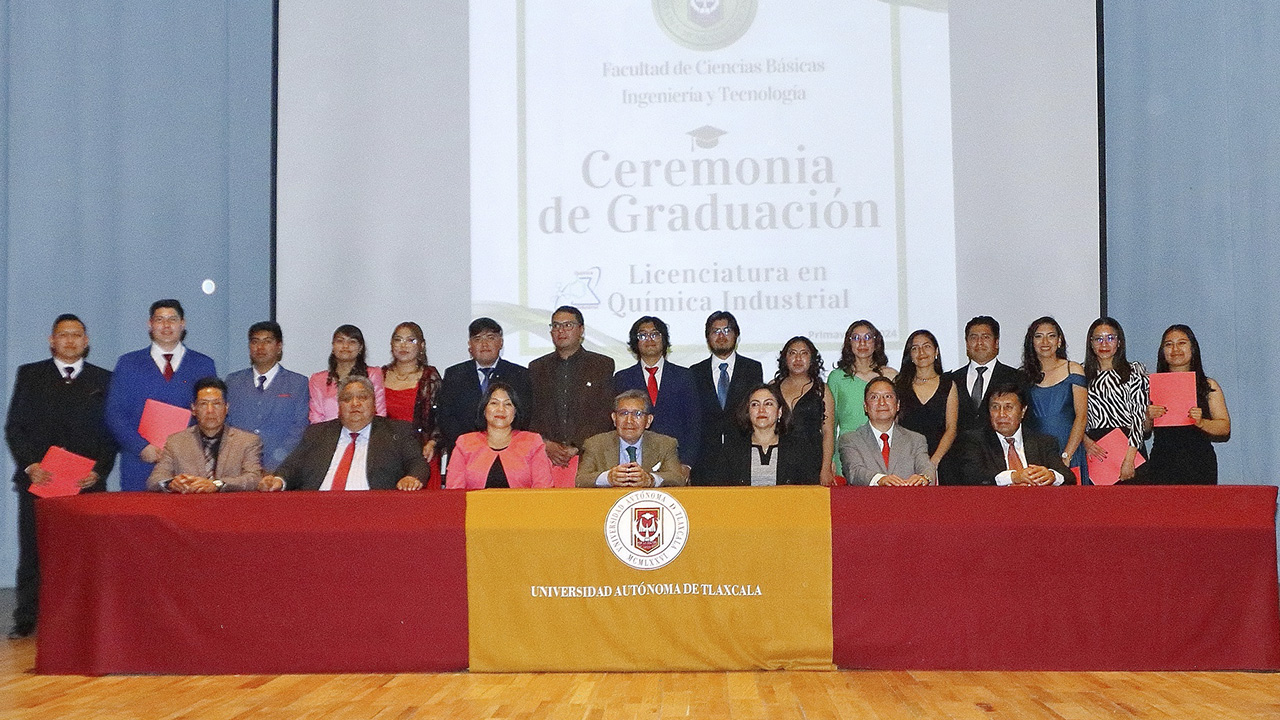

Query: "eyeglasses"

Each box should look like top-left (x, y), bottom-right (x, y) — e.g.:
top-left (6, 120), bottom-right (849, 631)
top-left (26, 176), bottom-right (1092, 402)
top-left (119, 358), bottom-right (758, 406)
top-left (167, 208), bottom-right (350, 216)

top-left (867, 392), bottom-right (896, 402)
top-left (1090, 334), bottom-right (1119, 345)
top-left (636, 332), bottom-right (663, 341)
top-left (151, 315), bottom-right (182, 325)
top-left (849, 333), bottom-right (876, 343)
top-left (549, 321), bottom-right (580, 331)
top-left (908, 343), bottom-right (934, 353)
top-left (391, 336), bottom-right (420, 345)
top-left (709, 327), bottom-right (735, 337)
top-left (615, 410), bottom-right (650, 420)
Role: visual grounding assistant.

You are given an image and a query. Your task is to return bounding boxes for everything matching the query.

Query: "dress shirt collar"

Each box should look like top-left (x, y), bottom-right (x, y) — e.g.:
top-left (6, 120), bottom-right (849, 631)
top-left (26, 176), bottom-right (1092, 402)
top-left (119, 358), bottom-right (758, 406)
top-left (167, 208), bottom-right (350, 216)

top-left (53, 357), bottom-right (84, 379)
top-left (869, 422), bottom-right (896, 445)
top-left (150, 342), bottom-right (187, 372)
top-left (709, 352), bottom-right (737, 380)
top-left (254, 362), bottom-right (282, 389)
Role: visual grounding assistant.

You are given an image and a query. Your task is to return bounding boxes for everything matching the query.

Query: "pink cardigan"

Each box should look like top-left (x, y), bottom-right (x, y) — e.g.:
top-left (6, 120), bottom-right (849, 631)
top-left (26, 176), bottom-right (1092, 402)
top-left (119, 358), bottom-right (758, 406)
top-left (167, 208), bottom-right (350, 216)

top-left (308, 367), bottom-right (387, 423)
top-left (445, 430), bottom-right (553, 489)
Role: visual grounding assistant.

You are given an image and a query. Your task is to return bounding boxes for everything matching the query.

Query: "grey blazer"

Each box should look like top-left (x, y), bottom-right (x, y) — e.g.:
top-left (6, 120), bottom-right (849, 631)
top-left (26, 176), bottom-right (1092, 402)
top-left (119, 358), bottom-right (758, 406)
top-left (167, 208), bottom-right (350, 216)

top-left (838, 422), bottom-right (935, 486)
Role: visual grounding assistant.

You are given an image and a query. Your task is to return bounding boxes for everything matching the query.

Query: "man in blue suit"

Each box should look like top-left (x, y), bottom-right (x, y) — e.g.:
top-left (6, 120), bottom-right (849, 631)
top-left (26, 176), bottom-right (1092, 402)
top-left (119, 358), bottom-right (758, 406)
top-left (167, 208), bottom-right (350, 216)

top-left (105, 299), bottom-right (217, 491)
top-left (613, 315), bottom-right (700, 476)
top-left (224, 321), bottom-right (310, 471)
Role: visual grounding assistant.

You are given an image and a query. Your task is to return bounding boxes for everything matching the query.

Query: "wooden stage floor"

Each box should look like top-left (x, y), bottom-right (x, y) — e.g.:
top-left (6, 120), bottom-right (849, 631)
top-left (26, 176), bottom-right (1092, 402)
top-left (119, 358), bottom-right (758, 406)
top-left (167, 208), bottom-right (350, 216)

top-left (4, 633), bottom-right (1279, 720)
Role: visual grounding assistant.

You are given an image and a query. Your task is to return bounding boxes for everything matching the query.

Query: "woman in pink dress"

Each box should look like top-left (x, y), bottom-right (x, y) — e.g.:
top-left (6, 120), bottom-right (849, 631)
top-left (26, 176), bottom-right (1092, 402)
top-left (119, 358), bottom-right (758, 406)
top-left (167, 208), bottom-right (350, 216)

top-left (382, 321), bottom-right (443, 487)
top-left (308, 324), bottom-right (387, 423)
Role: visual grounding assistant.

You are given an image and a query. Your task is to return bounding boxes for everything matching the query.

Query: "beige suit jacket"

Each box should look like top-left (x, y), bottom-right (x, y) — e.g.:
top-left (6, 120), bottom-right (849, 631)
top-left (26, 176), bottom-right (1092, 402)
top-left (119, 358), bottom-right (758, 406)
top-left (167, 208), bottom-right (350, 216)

top-left (575, 430), bottom-right (686, 487)
top-left (146, 425), bottom-right (263, 492)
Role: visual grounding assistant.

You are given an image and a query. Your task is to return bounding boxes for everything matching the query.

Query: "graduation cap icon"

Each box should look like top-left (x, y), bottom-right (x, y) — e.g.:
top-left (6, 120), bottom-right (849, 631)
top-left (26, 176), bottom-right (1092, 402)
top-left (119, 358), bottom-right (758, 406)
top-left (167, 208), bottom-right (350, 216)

top-left (687, 126), bottom-right (727, 150)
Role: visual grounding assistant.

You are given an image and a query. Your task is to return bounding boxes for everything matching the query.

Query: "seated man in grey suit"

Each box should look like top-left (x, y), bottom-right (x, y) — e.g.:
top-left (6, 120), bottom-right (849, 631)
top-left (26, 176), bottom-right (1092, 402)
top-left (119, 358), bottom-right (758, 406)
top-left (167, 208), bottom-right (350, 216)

top-left (960, 382), bottom-right (1072, 486)
top-left (258, 376), bottom-right (428, 492)
top-left (575, 390), bottom-right (685, 488)
top-left (838, 376), bottom-right (934, 486)
top-left (147, 377), bottom-right (263, 492)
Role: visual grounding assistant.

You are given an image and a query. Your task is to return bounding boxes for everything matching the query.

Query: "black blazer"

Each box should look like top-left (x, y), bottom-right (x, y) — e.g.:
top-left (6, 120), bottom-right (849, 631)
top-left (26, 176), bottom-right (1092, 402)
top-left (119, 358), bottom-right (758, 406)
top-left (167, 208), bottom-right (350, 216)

top-left (276, 417), bottom-right (429, 490)
top-left (947, 361), bottom-right (1023, 435)
top-left (435, 358), bottom-right (532, 453)
top-left (688, 354), bottom-right (764, 485)
top-left (958, 427), bottom-right (1072, 486)
top-left (5, 359), bottom-right (116, 490)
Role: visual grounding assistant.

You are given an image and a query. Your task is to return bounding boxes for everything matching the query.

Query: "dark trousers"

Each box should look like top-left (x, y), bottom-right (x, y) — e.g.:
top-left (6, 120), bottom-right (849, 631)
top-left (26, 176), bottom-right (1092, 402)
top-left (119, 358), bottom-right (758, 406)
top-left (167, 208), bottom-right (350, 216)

top-left (13, 485), bottom-right (38, 629)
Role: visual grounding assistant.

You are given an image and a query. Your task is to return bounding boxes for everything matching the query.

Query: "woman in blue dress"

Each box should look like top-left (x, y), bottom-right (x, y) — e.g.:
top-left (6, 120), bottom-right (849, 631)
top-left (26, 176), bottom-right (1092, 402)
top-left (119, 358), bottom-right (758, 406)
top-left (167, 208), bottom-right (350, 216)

top-left (1019, 317), bottom-right (1087, 483)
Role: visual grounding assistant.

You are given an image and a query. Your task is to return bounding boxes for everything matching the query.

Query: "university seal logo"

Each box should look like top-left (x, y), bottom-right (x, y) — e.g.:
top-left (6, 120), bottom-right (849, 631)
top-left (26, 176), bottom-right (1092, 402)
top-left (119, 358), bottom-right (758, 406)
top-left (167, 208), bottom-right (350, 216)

top-left (653, 0), bottom-right (757, 52)
top-left (605, 490), bottom-right (689, 570)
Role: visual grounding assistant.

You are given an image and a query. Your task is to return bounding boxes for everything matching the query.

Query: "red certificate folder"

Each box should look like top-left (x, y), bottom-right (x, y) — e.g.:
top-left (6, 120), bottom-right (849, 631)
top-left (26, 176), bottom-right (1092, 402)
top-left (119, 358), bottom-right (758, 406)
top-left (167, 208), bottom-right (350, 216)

top-left (1085, 428), bottom-right (1146, 486)
top-left (29, 447), bottom-right (94, 498)
top-left (1149, 372), bottom-right (1197, 427)
top-left (139, 399), bottom-right (192, 448)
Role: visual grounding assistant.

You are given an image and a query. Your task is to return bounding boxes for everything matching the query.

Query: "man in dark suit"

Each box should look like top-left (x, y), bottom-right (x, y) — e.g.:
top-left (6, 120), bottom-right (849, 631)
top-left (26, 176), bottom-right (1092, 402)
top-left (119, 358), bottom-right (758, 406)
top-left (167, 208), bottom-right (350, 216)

top-left (146, 377), bottom-right (263, 492)
top-left (613, 315), bottom-right (701, 474)
top-left (528, 306), bottom-right (615, 487)
top-left (259, 376), bottom-right (429, 491)
top-left (436, 317), bottom-right (532, 456)
top-left (942, 316), bottom-right (1021, 485)
top-left (4, 314), bottom-right (117, 638)
top-left (689, 311), bottom-right (763, 485)
top-left (959, 382), bottom-right (1072, 486)
top-left (576, 390), bottom-right (685, 488)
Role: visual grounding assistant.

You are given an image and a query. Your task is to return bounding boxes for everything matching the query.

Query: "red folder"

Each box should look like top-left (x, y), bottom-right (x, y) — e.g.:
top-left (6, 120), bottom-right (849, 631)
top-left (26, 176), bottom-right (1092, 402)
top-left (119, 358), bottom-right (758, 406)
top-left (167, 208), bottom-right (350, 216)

top-left (139, 399), bottom-right (192, 448)
top-left (29, 447), bottom-right (95, 498)
top-left (1149, 372), bottom-right (1197, 427)
top-left (1085, 428), bottom-right (1146, 485)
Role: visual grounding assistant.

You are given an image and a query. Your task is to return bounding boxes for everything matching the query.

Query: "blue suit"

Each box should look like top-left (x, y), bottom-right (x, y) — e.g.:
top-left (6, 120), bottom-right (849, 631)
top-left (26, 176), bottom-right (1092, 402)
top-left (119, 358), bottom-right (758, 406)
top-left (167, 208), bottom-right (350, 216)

top-left (224, 366), bottom-right (310, 471)
top-left (105, 346), bottom-right (216, 491)
top-left (614, 361), bottom-right (701, 466)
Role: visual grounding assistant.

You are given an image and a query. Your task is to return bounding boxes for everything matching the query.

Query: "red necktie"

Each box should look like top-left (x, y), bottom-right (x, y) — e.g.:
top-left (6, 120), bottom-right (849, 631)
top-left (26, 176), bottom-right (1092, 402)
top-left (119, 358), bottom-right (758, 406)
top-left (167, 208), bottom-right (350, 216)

top-left (330, 432), bottom-right (359, 491)
top-left (880, 433), bottom-right (890, 469)
top-left (162, 353), bottom-right (174, 382)
top-left (1005, 437), bottom-right (1024, 471)
top-left (646, 367), bottom-right (659, 406)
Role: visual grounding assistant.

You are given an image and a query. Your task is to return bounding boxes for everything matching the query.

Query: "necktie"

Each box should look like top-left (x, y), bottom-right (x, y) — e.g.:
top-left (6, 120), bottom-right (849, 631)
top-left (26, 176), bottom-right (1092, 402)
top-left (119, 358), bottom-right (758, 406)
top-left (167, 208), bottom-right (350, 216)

top-left (202, 436), bottom-right (217, 480)
top-left (330, 432), bottom-right (359, 491)
top-left (626, 445), bottom-right (638, 464)
top-left (880, 432), bottom-right (891, 469)
top-left (480, 367), bottom-right (494, 394)
top-left (63, 367), bottom-right (74, 384)
top-left (1005, 436), bottom-right (1024, 471)
top-left (646, 367), bottom-right (659, 406)
top-left (257, 375), bottom-right (267, 392)
top-left (972, 366), bottom-right (987, 409)
top-left (716, 362), bottom-right (729, 408)
top-left (162, 353), bottom-right (175, 382)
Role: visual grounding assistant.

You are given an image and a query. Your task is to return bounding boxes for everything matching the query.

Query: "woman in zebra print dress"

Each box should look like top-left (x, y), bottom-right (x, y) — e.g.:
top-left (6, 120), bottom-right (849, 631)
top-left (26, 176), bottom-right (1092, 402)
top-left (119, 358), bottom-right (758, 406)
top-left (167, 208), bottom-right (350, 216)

top-left (1082, 317), bottom-right (1150, 483)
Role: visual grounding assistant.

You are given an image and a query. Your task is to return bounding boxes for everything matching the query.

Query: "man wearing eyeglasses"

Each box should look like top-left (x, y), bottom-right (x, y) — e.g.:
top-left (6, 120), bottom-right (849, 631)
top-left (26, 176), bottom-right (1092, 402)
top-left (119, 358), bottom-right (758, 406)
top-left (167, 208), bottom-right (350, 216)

top-left (436, 317), bottom-right (533, 458)
top-left (838, 377), bottom-right (933, 486)
top-left (146, 377), bottom-right (263, 492)
top-left (528, 306), bottom-right (616, 486)
top-left (613, 315), bottom-right (700, 479)
top-left (576, 390), bottom-right (685, 487)
top-left (689, 311), bottom-right (764, 485)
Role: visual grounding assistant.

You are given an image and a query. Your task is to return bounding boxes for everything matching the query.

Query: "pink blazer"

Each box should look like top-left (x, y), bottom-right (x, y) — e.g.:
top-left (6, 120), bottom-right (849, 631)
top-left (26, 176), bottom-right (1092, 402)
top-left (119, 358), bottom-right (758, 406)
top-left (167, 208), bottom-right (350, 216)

top-left (445, 430), bottom-right (553, 489)
top-left (308, 367), bottom-right (387, 423)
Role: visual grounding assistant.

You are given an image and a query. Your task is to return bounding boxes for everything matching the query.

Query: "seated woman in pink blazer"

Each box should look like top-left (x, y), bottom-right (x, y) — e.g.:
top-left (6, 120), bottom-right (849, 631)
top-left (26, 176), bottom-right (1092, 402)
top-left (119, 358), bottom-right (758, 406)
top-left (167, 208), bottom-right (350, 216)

top-left (309, 324), bottom-right (387, 423)
top-left (446, 382), bottom-right (552, 489)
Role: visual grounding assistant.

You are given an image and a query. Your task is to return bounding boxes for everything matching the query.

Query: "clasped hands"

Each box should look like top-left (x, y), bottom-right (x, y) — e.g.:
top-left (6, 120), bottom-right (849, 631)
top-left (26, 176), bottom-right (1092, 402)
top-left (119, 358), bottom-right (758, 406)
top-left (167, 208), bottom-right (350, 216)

top-left (878, 473), bottom-right (930, 487)
top-left (607, 462), bottom-right (655, 487)
top-left (1010, 465), bottom-right (1057, 486)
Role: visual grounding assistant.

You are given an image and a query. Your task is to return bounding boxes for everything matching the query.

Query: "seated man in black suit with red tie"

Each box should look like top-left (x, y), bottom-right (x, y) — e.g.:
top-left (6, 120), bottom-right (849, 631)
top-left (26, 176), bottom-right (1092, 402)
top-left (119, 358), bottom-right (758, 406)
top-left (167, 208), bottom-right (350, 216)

top-left (258, 376), bottom-right (428, 491)
top-left (959, 382), bottom-right (1072, 486)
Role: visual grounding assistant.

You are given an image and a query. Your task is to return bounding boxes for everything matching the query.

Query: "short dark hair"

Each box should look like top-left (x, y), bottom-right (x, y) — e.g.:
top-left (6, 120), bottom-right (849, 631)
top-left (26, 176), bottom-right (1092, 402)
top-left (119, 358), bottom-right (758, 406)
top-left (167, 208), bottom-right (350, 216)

top-left (627, 316), bottom-right (671, 357)
top-left (193, 376), bottom-right (228, 398)
top-left (985, 381), bottom-right (1026, 409)
top-left (704, 311), bottom-right (741, 339)
top-left (469, 317), bottom-right (503, 337)
top-left (863, 375), bottom-right (897, 402)
top-left (150, 299), bottom-right (185, 319)
top-left (475, 380), bottom-right (526, 428)
top-left (553, 305), bottom-right (584, 326)
top-left (965, 315), bottom-right (1000, 339)
top-left (248, 321), bottom-right (283, 343)
top-left (52, 314), bottom-right (84, 333)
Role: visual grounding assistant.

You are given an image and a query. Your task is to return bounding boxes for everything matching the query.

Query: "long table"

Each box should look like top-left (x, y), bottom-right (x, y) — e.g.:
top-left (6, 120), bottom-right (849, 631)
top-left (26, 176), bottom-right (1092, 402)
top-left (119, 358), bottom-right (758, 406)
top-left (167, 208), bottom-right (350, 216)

top-left (36, 486), bottom-right (1279, 674)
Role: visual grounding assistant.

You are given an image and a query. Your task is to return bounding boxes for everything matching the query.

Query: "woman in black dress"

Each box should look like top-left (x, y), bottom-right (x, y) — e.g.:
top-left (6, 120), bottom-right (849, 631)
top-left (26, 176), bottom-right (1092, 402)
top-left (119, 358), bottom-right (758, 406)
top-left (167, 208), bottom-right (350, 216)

top-left (894, 329), bottom-right (959, 482)
top-left (770, 336), bottom-right (834, 485)
top-left (1143, 325), bottom-right (1230, 484)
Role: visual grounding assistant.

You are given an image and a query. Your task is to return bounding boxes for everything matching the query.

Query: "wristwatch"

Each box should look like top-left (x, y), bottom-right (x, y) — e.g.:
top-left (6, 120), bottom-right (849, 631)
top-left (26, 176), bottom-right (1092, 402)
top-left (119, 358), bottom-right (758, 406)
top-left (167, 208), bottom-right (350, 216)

top-left (212, 479), bottom-right (226, 491)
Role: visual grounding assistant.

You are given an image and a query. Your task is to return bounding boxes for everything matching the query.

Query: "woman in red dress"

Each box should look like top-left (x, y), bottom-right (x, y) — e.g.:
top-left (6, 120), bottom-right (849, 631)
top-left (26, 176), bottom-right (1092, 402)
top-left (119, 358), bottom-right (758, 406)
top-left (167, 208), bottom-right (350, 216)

top-left (382, 321), bottom-right (443, 487)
